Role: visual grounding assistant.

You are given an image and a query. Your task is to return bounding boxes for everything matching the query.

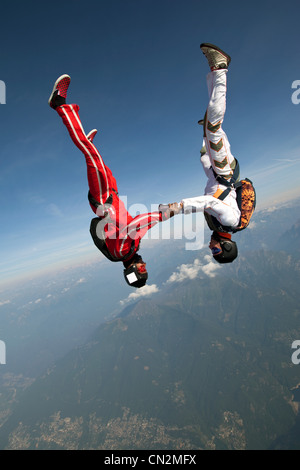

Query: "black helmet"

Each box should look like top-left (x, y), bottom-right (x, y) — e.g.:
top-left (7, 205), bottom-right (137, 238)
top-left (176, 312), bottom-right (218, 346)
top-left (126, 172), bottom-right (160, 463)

top-left (123, 254), bottom-right (148, 288)
top-left (212, 232), bottom-right (238, 264)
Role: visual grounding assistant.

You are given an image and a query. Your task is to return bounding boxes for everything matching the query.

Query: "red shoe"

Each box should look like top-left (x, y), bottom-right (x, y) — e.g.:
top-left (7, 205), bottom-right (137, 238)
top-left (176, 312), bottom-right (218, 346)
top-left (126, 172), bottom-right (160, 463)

top-left (87, 129), bottom-right (98, 143)
top-left (48, 74), bottom-right (71, 109)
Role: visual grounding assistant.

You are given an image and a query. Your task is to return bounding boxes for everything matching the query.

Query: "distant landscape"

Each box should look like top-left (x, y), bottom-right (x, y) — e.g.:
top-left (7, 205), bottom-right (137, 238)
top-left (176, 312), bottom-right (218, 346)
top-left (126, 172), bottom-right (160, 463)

top-left (0, 199), bottom-right (299, 449)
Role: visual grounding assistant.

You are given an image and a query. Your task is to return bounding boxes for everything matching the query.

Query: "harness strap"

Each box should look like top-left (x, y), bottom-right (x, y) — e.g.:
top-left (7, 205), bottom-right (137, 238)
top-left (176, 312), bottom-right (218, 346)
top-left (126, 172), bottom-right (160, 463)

top-left (90, 217), bottom-right (137, 263)
top-left (211, 158), bottom-right (241, 202)
top-left (215, 187), bottom-right (231, 201)
top-left (212, 158), bottom-right (240, 188)
top-left (88, 189), bottom-right (137, 263)
top-left (88, 188), bottom-right (118, 209)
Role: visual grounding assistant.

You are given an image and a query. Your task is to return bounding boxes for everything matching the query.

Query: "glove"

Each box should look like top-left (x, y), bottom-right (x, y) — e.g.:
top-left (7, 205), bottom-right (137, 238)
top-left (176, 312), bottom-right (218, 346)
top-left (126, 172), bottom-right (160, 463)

top-left (159, 203), bottom-right (182, 220)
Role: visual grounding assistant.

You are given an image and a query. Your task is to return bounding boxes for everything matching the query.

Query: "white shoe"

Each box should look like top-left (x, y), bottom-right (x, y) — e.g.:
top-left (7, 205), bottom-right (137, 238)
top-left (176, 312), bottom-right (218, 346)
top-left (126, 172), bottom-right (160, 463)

top-left (200, 43), bottom-right (231, 71)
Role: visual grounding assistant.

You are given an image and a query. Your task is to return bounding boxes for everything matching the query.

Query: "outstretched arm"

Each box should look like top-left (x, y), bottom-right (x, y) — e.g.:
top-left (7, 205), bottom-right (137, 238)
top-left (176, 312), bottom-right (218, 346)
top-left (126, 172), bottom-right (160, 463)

top-left (182, 195), bottom-right (239, 227)
top-left (117, 211), bottom-right (162, 258)
top-left (124, 211), bottom-right (162, 239)
top-left (158, 203), bottom-right (183, 220)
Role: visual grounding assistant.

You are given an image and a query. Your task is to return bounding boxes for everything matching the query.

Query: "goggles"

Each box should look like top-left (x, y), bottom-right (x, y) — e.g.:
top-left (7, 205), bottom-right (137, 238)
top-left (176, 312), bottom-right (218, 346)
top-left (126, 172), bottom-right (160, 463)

top-left (124, 257), bottom-right (148, 288)
top-left (211, 246), bottom-right (222, 256)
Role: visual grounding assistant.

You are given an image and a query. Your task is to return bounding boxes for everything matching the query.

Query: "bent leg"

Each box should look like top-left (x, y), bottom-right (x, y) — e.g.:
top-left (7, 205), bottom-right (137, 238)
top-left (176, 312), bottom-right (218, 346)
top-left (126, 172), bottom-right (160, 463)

top-left (204, 70), bottom-right (235, 178)
top-left (56, 104), bottom-right (117, 208)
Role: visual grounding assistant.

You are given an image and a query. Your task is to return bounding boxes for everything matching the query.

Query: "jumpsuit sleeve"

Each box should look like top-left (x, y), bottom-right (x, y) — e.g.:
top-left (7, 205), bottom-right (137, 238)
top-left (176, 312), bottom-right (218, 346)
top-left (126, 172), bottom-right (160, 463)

top-left (200, 152), bottom-right (212, 178)
top-left (117, 211), bottom-right (162, 258)
top-left (122, 212), bottom-right (162, 240)
top-left (182, 195), bottom-right (240, 228)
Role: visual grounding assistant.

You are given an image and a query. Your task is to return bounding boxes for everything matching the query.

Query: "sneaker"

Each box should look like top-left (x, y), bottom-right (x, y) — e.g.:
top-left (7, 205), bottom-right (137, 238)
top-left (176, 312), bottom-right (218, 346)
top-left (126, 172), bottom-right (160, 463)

top-left (87, 129), bottom-right (98, 143)
top-left (200, 43), bottom-right (231, 71)
top-left (48, 74), bottom-right (71, 109)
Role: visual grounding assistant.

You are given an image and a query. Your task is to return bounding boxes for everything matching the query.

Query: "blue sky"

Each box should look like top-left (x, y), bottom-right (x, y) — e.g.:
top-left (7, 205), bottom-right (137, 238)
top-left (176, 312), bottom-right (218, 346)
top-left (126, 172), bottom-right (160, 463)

top-left (1, 0), bottom-right (300, 285)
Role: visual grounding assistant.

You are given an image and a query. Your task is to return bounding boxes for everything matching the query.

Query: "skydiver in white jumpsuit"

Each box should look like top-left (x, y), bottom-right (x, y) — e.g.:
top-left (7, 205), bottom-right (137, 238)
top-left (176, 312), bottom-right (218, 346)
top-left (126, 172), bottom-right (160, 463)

top-left (160, 43), bottom-right (240, 263)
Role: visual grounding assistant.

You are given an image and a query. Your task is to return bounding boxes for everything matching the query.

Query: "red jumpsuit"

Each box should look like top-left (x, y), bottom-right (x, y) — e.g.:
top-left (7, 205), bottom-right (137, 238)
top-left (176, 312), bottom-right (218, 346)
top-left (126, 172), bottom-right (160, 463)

top-left (57, 104), bottom-right (162, 262)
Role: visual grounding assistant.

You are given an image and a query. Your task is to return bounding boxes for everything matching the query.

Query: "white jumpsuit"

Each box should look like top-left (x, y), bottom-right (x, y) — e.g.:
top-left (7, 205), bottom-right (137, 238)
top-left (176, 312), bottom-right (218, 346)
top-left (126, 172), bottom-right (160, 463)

top-left (181, 69), bottom-right (240, 229)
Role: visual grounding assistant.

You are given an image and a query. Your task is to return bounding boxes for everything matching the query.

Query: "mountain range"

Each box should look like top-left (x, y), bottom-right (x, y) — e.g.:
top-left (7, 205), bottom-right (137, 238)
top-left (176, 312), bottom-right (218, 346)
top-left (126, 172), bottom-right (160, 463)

top-left (0, 201), bottom-right (300, 449)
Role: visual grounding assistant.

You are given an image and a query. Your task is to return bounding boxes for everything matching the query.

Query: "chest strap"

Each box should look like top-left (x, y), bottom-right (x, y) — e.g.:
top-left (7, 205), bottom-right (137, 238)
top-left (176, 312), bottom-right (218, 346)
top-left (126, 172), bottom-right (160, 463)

top-left (212, 158), bottom-right (240, 201)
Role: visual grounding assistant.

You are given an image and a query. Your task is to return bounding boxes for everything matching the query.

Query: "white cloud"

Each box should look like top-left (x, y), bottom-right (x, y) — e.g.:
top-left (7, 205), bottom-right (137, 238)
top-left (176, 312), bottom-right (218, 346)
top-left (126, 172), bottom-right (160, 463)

top-left (201, 255), bottom-right (221, 278)
top-left (119, 257), bottom-right (221, 306)
top-left (120, 284), bottom-right (159, 305)
top-left (166, 259), bottom-right (201, 283)
top-left (274, 158), bottom-right (300, 163)
top-left (0, 300), bottom-right (11, 307)
top-left (166, 256), bottom-right (220, 284)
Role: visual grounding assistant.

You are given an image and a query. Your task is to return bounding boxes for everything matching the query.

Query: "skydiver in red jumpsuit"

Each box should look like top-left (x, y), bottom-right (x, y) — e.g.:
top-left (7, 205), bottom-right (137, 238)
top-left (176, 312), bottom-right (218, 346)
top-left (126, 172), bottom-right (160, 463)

top-left (49, 75), bottom-right (166, 288)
